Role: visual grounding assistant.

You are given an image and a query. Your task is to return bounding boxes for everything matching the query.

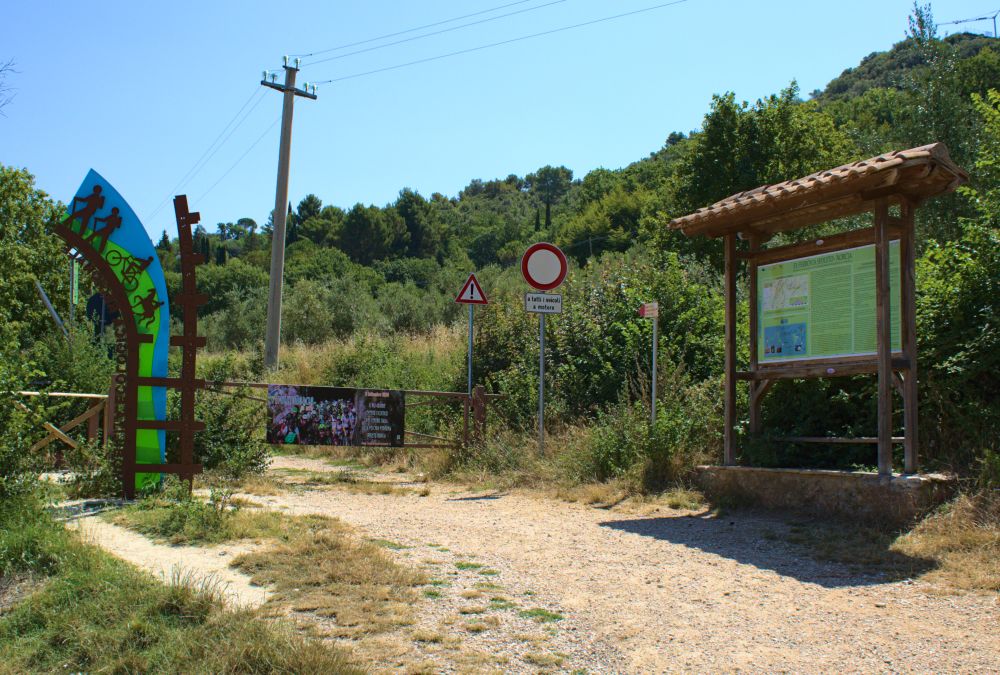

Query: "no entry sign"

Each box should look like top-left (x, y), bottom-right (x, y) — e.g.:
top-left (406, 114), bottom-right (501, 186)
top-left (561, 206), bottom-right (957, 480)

top-left (521, 242), bottom-right (567, 291)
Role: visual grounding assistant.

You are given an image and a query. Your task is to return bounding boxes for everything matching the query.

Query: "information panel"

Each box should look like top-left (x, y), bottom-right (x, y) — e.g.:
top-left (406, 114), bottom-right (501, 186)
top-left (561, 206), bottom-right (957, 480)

top-left (757, 241), bottom-right (901, 363)
top-left (267, 385), bottom-right (405, 446)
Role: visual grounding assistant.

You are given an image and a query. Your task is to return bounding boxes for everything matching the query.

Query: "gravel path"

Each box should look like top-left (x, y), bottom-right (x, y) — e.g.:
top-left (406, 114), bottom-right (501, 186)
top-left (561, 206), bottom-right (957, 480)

top-left (70, 517), bottom-right (269, 608)
top-left (258, 456), bottom-right (1000, 674)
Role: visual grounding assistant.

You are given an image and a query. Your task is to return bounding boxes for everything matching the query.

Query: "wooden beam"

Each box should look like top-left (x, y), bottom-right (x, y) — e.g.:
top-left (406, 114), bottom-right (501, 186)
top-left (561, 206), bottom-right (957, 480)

top-left (737, 225), bottom-right (904, 267)
top-left (749, 380), bottom-right (773, 435)
top-left (748, 235), bottom-right (762, 435)
top-left (724, 234), bottom-right (737, 465)
top-left (875, 200), bottom-right (894, 475)
top-left (779, 436), bottom-right (905, 445)
top-left (900, 199), bottom-right (919, 473)
top-left (737, 355), bottom-right (910, 381)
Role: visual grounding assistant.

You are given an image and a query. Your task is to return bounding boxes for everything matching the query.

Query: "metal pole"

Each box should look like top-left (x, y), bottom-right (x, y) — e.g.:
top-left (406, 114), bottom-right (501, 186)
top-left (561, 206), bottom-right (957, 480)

top-left (261, 63), bottom-right (318, 368)
top-left (68, 258), bottom-right (76, 326)
top-left (538, 313), bottom-right (545, 454)
top-left (651, 317), bottom-right (658, 425)
top-left (467, 304), bottom-right (474, 395)
top-left (263, 66), bottom-right (298, 369)
top-left (34, 279), bottom-right (69, 340)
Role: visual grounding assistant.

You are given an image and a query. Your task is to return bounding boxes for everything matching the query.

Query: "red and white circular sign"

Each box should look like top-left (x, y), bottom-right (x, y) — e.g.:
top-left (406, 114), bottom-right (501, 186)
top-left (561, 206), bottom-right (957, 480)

top-left (521, 242), bottom-right (567, 291)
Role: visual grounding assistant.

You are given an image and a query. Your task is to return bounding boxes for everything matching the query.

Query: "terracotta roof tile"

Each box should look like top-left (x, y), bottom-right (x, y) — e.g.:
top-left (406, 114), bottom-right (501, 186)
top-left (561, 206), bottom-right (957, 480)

top-left (669, 143), bottom-right (968, 238)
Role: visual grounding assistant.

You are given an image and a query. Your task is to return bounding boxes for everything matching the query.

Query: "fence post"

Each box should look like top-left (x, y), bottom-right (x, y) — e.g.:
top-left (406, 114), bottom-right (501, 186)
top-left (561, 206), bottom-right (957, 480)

top-left (471, 385), bottom-right (487, 442)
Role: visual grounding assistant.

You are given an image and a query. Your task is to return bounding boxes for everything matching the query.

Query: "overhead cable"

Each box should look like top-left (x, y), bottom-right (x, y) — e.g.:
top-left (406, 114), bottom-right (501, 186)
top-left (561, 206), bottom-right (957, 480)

top-left (314, 0), bottom-right (691, 85)
top-left (302, 0), bottom-right (570, 68)
top-left (291, 0), bottom-right (539, 58)
top-left (146, 88), bottom-right (265, 222)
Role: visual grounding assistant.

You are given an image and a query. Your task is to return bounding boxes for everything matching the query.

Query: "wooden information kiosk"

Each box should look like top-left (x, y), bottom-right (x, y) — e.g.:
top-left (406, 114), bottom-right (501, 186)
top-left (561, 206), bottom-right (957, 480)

top-left (669, 144), bottom-right (967, 476)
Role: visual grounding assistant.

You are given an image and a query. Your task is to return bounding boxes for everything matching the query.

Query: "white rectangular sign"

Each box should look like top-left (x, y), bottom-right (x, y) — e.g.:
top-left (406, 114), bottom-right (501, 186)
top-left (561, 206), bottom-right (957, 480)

top-left (525, 292), bottom-right (563, 314)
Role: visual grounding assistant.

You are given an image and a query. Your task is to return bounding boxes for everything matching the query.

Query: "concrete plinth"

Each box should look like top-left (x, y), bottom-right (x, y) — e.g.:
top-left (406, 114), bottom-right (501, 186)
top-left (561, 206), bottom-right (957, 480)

top-left (695, 465), bottom-right (956, 526)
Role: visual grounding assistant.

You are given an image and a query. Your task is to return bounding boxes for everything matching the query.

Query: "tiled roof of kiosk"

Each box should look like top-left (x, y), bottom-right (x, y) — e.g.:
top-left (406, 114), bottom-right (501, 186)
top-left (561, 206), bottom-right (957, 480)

top-left (668, 143), bottom-right (968, 238)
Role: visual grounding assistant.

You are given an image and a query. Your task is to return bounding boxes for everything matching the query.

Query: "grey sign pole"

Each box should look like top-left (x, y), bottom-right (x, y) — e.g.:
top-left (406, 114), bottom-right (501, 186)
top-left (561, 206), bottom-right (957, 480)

top-left (467, 304), bottom-right (474, 395)
top-left (651, 318), bottom-right (658, 425)
top-left (538, 313), bottom-right (545, 454)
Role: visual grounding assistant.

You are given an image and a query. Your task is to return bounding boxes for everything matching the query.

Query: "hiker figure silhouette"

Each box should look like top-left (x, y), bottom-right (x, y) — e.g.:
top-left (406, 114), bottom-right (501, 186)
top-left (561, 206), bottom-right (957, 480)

top-left (132, 287), bottom-right (163, 330)
top-left (86, 207), bottom-right (123, 254)
top-left (67, 185), bottom-right (105, 231)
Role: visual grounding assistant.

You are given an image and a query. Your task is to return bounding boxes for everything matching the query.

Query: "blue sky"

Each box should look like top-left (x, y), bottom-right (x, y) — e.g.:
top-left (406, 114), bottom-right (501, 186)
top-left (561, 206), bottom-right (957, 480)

top-left (1, 0), bottom-right (994, 238)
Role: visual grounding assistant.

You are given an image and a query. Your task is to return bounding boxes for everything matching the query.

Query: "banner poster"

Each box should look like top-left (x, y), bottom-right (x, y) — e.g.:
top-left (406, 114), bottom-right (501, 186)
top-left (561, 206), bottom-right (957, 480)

top-left (757, 241), bottom-right (902, 363)
top-left (267, 385), bottom-right (405, 447)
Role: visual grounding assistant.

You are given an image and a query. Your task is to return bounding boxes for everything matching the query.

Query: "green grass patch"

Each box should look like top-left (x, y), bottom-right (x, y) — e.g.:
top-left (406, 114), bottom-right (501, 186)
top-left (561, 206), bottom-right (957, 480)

top-left (0, 495), bottom-right (358, 673)
top-left (105, 496), bottom-right (290, 546)
top-left (455, 561), bottom-right (483, 571)
top-left (423, 589), bottom-right (443, 599)
top-left (478, 568), bottom-right (500, 576)
top-left (369, 538), bottom-right (409, 550)
top-left (519, 608), bottom-right (564, 623)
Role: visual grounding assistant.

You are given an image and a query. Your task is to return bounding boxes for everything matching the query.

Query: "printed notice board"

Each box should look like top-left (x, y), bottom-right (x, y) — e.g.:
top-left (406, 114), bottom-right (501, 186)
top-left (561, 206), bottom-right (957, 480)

top-left (267, 385), bottom-right (405, 447)
top-left (758, 241), bottom-right (901, 362)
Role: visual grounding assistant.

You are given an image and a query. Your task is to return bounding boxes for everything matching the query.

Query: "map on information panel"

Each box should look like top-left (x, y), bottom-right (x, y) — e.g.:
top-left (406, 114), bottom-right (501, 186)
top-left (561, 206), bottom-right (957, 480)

top-left (757, 242), bottom-right (901, 363)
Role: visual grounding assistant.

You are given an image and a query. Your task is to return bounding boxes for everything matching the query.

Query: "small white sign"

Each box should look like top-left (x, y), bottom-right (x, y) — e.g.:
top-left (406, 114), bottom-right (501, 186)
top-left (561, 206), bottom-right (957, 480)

top-left (525, 292), bottom-right (563, 314)
top-left (639, 302), bottom-right (659, 319)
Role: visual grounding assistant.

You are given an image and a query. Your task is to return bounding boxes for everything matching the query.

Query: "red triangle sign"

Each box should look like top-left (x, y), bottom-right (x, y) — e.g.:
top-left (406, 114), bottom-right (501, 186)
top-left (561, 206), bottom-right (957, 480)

top-left (455, 273), bottom-right (488, 305)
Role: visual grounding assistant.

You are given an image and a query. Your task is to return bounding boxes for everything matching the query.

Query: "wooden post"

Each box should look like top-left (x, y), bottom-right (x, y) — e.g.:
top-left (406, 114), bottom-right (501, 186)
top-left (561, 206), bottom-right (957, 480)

top-left (874, 201), bottom-right (893, 475)
top-left (103, 377), bottom-right (116, 448)
top-left (471, 385), bottom-right (487, 443)
top-left (900, 200), bottom-right (919, 473)
top-left (724, 234), bottom-right (737, 465)
top-left (747, 234), bottom-right (762, 435)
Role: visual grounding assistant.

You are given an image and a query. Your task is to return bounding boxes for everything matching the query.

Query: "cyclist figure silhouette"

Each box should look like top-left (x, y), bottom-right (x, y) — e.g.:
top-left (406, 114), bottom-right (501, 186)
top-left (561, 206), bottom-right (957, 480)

top-left (132, 287), bottom-right (163, 330)
top-left (66, 185), bottom-right (105, 231)
top-left (85, 207), bottom-right (123, 254)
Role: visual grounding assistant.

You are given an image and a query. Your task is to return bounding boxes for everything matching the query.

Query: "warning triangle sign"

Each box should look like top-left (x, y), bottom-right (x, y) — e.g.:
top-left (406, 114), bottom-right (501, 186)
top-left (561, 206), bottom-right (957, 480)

top-left (455, 273), bottom-right (488, 305)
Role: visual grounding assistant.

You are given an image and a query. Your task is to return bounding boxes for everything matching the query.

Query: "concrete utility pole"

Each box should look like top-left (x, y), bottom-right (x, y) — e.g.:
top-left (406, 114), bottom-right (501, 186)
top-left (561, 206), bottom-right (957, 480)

top-left (262, 57), bottom-right (317, 369)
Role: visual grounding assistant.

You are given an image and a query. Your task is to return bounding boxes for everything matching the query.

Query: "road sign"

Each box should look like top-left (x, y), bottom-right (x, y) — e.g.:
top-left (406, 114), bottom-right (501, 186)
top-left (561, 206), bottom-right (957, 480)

top-left (525, 293), bottom-right (563, 314)
top-left (456, 273), bottom-right (488, 305)
top-left (638, 301), bottom-right (659, 318)
top-left (521, 242), bottom-right (568, 291)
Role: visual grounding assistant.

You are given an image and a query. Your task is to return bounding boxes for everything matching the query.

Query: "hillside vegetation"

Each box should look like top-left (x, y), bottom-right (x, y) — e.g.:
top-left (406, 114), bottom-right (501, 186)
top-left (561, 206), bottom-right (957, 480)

top-left (2, 6), bottom-right (998, 490)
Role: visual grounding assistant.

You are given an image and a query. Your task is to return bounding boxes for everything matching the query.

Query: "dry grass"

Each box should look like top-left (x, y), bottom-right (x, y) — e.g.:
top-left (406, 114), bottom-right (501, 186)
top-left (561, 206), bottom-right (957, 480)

top-left (784, 492), bottom-right (1000, 593)
top-left (271, 467), bottom-right (418, 496)
top-left (892, 492), bottom-right (1000, 592)
top-left (232, 514), bottom-right (427, 638)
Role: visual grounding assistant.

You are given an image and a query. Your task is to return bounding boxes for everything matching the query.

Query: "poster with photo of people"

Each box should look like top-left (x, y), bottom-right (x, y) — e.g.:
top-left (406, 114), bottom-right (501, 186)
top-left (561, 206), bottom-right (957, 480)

top-left (266, 385), bottom-right (405, 447)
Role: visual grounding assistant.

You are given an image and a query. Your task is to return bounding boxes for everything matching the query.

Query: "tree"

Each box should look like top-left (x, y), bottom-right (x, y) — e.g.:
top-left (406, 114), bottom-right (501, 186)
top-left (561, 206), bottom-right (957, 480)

top-left (0, 59), bottom-right (15, 117)
top-left (525, 165), bottom-right (573, 231)
top-left (0, 165), bottom-right (65, 346)
top-left (675, 82), bottom-right (855, 213)
top-left (394, 188), bottom-right (442, 258)
top-left (338, 204), bottom-right (407, 265)
top-left (299, 205), bottom-right (343, 247)
top-left (156, 230), bottom-right (171, 251)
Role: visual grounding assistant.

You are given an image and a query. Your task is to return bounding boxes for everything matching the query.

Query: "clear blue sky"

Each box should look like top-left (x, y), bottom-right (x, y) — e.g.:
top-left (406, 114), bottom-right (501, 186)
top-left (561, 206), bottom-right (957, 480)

top-left (1, 0), bottom-right (993, 238)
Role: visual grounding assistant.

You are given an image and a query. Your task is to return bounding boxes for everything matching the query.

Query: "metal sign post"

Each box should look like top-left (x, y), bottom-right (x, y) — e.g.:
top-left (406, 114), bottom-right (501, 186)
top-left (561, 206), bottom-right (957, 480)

top-left (468, 304), bottom-right (474, 395)
top-left (539, 313), bottom-right (545, 453)
top-left (521, 243), bottom-right (568, 455)
top-left (455, 273), bottom-right (488, 396)
top-left (639, 302), bottom-right (659, 425)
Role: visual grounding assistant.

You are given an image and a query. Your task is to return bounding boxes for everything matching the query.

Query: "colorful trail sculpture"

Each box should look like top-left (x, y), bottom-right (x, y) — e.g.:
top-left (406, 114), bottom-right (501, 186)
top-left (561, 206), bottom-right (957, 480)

top-left (55, 170), bottom-right (205, 496)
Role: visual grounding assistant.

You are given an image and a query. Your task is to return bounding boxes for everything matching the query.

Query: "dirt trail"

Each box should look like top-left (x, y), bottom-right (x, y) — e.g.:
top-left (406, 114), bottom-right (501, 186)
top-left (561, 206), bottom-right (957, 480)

top-left (70, 517), bottom-right (269, 608)
top-left (261, 456), bottom-right (1000, 673)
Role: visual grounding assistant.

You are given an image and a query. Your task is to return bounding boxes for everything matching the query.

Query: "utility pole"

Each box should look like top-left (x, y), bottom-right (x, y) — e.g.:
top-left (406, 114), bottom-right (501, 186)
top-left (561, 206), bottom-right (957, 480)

top-left (261, 57), bottom-right (317, 369)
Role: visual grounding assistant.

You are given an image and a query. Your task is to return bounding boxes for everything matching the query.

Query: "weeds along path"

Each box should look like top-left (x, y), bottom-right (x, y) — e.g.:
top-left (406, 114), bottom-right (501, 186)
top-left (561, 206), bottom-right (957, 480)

top-left (261, 456), bottom-right (1000, 674)
top-left (70, 517), bottom-right (270, 608)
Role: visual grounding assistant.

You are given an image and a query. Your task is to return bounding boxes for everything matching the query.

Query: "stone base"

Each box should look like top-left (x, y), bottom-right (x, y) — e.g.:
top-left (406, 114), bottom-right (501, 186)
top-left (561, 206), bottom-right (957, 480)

top-left (694, 465), bottom-right (957, 527)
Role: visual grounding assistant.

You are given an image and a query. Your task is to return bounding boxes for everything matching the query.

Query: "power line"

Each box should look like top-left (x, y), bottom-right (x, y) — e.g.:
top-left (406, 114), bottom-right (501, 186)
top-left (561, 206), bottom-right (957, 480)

top-left (313, 0), bottom-right (692, 85)
top-left (940, 8), bottom-right (999, 37)
top-left (291, 0), bottom-right (539, 58)
top-left (302, 0), bottom-right (570, 68)
top-left (146, 88), bottom-right (263, 222)
top-left (196, 116), bottom-right (281, 204)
